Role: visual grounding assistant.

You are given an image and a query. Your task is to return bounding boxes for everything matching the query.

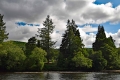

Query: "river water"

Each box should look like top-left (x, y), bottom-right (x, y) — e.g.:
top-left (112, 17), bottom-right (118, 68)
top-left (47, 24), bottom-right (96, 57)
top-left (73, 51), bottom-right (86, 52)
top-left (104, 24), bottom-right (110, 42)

top-left (0, 72), bottom-right (120, 80)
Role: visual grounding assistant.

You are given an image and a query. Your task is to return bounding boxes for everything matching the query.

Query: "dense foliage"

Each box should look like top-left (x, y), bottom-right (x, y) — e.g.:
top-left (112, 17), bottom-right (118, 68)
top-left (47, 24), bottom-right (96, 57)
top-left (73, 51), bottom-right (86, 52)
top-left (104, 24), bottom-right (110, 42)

top-left (0, 41), bottom-right (26, 71)
top-left (92, 25), bottom-right (120, 70)
top-left (25, 47), bottom-right (46, 71)
top-left (0, 14), bottom-right (120, 72)
top-left (57, 20), bottom-right (92, 70)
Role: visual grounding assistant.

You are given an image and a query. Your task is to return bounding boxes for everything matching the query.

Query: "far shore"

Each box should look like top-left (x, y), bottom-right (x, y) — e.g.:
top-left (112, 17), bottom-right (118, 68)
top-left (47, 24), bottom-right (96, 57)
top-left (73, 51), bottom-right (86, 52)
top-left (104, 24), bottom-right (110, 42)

top-left (14, 71), bottom-right (92, 74)
top-left (1, 70), bottom-right (120, 74)
top-left (102, 70), bottom-right (120, 73)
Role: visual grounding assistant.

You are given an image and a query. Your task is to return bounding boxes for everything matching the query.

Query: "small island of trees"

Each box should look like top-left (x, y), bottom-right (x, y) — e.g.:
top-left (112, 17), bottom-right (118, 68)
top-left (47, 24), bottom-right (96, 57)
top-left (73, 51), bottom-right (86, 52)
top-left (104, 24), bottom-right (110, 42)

top-left (0, 14), bottom-right (120, 72)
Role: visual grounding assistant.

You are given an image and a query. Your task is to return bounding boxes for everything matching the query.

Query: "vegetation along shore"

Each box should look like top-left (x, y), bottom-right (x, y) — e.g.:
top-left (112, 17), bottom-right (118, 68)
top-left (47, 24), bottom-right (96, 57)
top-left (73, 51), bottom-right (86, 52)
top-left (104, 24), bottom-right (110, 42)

top-left (0, 14), bottom-right (120, 72)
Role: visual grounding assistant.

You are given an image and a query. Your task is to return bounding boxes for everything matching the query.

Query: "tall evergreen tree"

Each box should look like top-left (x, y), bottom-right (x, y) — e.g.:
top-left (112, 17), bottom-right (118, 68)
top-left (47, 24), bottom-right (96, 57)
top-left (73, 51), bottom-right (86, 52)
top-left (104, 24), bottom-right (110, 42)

top-left (93, 25), bottom-right (106, 51)
top-left (58, 19), bottom-right (84, 69)
top-left (105, 36), bottom-right (116, 48)
top-left (36, 15), bottom-right (56, 63)
top-left (0, 14), bottom-right (9, 43)
top-left (92, 25), bottom-right (119, 70)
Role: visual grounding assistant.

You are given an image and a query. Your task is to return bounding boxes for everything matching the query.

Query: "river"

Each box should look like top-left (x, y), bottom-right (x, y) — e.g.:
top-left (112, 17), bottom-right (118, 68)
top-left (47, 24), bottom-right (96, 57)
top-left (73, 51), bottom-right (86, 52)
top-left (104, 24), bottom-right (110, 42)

top-left (0, 72), bottom-right (120, 80)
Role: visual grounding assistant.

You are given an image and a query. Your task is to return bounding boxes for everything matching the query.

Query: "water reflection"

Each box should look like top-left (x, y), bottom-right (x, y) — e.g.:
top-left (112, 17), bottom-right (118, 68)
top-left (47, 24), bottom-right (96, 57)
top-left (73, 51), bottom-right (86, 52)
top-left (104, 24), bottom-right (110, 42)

top-left (93, 73), bottom-right (120, 80)
top-left (0, 72), bottom-right (120, 80)
top-left (60, 73), bottom-right (87, 80)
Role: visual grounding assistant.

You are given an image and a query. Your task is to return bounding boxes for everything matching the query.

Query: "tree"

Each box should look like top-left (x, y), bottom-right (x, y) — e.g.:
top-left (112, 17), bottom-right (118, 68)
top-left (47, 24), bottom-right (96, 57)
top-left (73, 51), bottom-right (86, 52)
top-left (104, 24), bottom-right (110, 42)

top-left (72, 49), bottom-right (92, 69)
top-left (93, 25), bottom-right (106, 51)
top-left (91, 51), bottom-right (107, 71)
top-left (93, 25), bottom-right (116, 50)
top-left (105, 36), bottom-right (116, 48)
top-left (58, 20), bottom-right (84, 69)
top-left (118, 46), bottom-right (120, 58)
top-left (0, 41), bottom-right (26, 71)
top-left (101, 44), bottom-right (120, 69)
top-left (92, 25), bottom-right (119, 70)
top-left (25, 37), bottom-right (37, 56)
top-left (36, 15), bottom-right (56, 63)
top-left (0, 14), bottom-right (9, 43)
top-left (25, 47), bottom-right (47, 71)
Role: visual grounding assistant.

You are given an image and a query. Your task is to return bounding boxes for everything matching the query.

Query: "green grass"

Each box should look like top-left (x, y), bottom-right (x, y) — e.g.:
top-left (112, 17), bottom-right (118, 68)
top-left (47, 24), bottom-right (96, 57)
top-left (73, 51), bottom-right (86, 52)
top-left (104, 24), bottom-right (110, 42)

top-left (8, 41), bottom-right (26, 50)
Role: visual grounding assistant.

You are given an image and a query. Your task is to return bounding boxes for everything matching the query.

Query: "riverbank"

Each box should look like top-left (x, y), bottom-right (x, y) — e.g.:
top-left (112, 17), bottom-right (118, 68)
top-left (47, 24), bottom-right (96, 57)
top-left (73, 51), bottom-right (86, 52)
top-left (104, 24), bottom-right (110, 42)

top-left (14, 71), bottom-right (92, 74)
top-left (13, 70), bottom-right (120, 74)
top-left (102, 70), bottom-right (120, 73)
top-left (1, 70), bottom-right (120, 74)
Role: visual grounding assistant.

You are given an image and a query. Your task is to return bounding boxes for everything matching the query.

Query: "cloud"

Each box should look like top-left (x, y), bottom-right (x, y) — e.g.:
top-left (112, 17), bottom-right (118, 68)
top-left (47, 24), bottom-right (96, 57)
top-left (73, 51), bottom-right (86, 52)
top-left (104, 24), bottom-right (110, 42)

top-left (81, 25), bottom-right (97, 32)
top-left (105, 29), bottom-right (120, 47)
top-left (1, 0), bottom-right (120, 48)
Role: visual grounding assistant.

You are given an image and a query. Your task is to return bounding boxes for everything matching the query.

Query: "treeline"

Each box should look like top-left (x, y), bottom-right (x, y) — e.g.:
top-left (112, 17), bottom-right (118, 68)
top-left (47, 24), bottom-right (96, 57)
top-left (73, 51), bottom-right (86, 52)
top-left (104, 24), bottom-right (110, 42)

top-left (0, 14), bottom-right (120, 72)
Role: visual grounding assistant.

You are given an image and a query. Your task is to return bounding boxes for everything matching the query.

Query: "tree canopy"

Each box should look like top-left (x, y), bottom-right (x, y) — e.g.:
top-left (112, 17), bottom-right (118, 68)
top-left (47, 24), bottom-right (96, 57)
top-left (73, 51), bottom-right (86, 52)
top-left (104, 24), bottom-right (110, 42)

top-left (0, 14), bottom-right (120, 72)
top-left (58, 20), bottom-right (91, 70)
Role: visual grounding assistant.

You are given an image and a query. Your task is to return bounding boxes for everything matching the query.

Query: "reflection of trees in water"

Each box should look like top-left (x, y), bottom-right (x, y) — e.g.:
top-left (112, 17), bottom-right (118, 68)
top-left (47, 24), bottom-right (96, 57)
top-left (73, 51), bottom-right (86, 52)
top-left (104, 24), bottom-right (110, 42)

top-left (60, 73), bottom-right (87, 80)
top-left (45, 73), bottom-right (51, 79)
top-left (93, 73), bottom-right (120, 80)
top-left (0, 73), bottom-right (45, 80)
top-left (0, 72), bottom-right (120, 80)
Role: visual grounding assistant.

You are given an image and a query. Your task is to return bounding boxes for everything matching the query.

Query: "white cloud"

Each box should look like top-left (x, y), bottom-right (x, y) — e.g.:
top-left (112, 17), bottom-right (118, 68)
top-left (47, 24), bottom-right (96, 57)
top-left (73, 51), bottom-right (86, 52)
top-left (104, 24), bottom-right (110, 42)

top-left (78, 27), bottom-right (96, 48)
top-left (105, 29), bottom-right (120, 48)
top-left (1, 0), bottom-right (120, 48)
top-left (81, 25), bottom-right (97, 32)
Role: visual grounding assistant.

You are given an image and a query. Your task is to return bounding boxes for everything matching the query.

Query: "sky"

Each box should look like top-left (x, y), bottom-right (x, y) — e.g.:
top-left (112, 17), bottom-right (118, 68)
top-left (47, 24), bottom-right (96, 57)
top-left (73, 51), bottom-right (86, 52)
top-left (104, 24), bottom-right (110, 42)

top-left (0, 0), bottom-right (120, 48)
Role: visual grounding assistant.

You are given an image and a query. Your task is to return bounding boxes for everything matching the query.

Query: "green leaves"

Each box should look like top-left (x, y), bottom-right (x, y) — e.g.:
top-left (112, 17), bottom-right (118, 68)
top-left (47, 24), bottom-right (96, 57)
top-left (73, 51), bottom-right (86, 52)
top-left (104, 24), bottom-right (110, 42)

top-left (26, 47), bottom-right (47, 71)
top-left (72, 51), bottom-right (92, 68)
top-left (92, 25), bottom-right (119, 70)
top-left (58, 20), bottom-right (88, 70)
top-left (101, 44), bottom-right (120, 69)
top-left (0, 41), bottom-right (26, 71)
top-left (91, 51), bottom-right (107, 71)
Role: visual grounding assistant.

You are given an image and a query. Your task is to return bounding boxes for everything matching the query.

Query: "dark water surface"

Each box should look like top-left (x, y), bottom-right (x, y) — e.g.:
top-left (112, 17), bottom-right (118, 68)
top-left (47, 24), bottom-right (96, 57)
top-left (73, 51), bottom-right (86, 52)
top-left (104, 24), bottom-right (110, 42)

top-left (0, 72), bottom-right (120, 80)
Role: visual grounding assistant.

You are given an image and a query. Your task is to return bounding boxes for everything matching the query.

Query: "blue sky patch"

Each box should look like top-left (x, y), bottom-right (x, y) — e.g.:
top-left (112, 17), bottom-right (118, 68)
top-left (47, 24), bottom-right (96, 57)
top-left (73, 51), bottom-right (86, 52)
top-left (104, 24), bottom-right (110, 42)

top-left (78, 22), bottom-right (120, 34)
top-left (100, 22), bottom-right (120, 33)
top-left (34, 24), bottom-right (40, 26)
top-left (15, 21), bottom-right (40, 27)
top-left (28, 24), bottom-right (34, 26)
top-left (94, 0), bottom-right (120, 8)
top-left (15, 22), bottom-right (27, 26)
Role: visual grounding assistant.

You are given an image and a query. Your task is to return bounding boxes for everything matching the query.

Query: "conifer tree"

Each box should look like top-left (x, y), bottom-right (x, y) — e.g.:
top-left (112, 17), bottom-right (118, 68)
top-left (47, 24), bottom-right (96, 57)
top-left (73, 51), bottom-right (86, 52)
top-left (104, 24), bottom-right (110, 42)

top-left (92, 25), bottom-right (119, 70)
top-left (105, 36), bottom-right (116, 48)
top-left (58, 19), bottom-right (84, 69)
top-left (93, 25), bottom-right (106, 51)
top-left (36, 15), bottom-right (56, 63)
top-left (0, 14), bottom-right (9, 43)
